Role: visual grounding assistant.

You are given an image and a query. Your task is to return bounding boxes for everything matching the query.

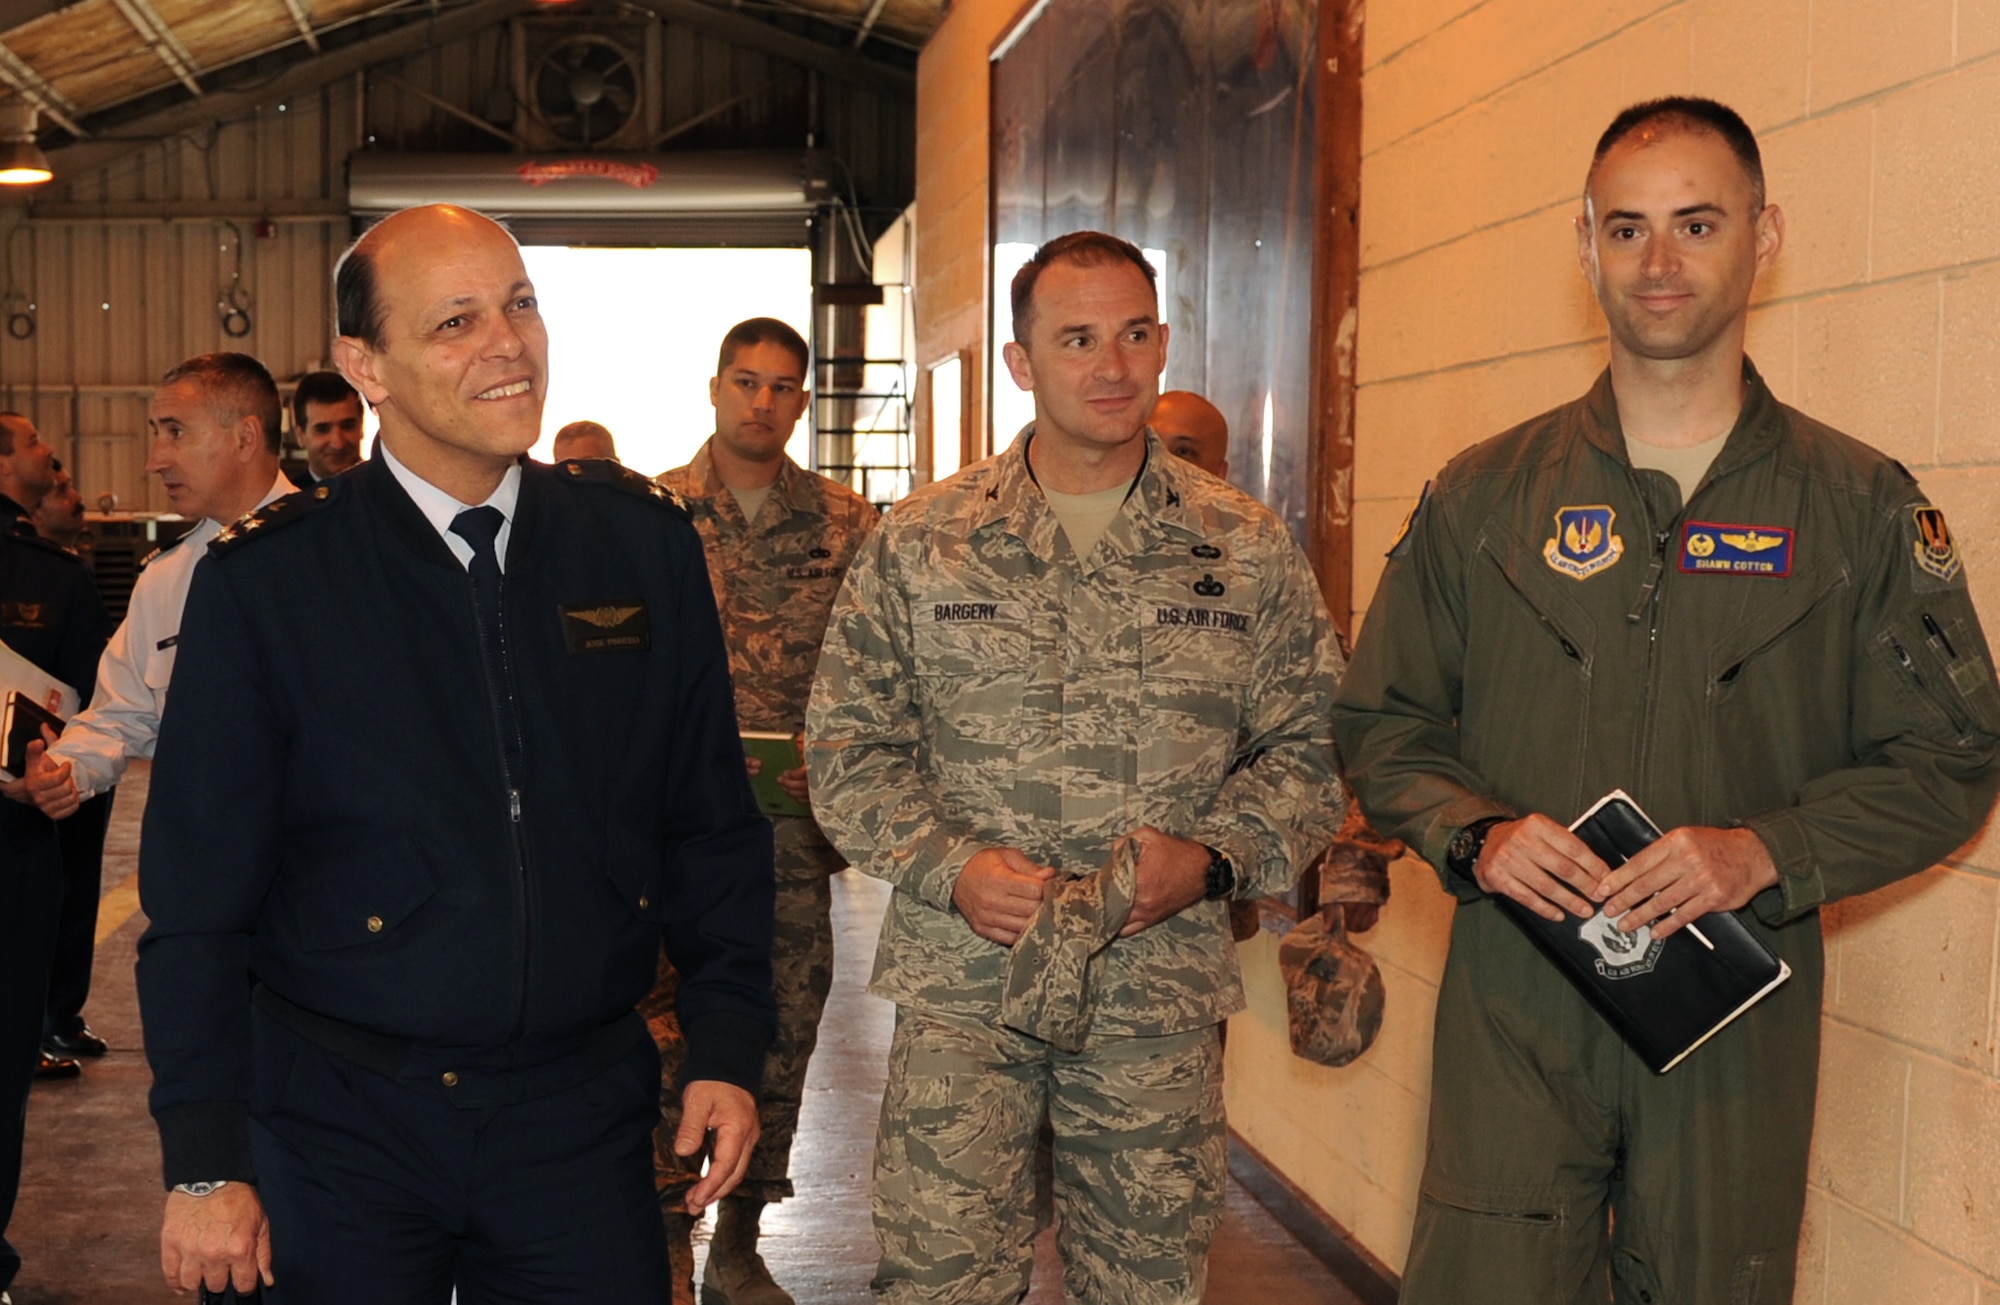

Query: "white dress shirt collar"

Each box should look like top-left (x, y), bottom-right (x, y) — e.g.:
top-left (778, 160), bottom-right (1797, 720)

top-left (377, 441), bottom-right (522, 573)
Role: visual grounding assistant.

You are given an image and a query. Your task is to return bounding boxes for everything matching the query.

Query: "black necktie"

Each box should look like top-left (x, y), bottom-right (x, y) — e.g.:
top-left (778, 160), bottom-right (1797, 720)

top-left (449, 506), bottom-right (523, 787)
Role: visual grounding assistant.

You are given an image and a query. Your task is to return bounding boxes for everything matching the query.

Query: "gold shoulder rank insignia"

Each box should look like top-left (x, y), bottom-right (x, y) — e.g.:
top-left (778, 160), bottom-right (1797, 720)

top-left (209, 483), bottom-right (336, 555)
top-left (559, 459), bottom-right (691, 516)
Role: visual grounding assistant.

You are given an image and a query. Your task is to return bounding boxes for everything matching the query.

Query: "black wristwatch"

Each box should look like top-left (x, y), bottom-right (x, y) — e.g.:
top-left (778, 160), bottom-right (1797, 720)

top-left (1201, 844), bottom-right (1237, 900)
top-left (1446, 817), bottom-right (1506, 879)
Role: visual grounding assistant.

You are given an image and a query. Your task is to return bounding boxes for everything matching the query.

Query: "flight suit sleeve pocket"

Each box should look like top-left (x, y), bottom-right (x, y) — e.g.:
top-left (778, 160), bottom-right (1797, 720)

top-left (290, 840), bottom-right (439, 951)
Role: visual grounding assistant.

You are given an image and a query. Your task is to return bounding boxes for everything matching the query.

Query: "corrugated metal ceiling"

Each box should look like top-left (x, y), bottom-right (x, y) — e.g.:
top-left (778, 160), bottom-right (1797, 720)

top-left (0, 0), bottom-right (941, 142)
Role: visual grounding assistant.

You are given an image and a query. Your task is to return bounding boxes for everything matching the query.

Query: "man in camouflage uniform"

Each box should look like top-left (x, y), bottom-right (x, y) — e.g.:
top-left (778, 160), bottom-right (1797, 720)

top-left (643, 317), bottom-right (877, 1305)
top-left (807, 232), bottom-right (1345, 1304)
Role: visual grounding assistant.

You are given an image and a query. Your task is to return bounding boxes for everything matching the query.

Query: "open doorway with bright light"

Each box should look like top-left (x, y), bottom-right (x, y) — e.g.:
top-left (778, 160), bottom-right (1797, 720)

top-left (518, 245), bottom-right (814, 479)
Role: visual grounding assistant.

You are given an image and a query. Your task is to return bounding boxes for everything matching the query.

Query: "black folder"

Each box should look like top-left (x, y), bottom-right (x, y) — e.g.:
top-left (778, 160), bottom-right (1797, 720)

top-left (2, 689), bottom-right (62, 779)
top-left (1497, 790), bottom-right (1791, 1074)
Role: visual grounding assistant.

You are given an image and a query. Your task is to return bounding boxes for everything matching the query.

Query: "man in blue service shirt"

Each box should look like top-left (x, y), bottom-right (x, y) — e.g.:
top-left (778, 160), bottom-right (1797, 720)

top-left (136, 203), bottom-right (777, 1301)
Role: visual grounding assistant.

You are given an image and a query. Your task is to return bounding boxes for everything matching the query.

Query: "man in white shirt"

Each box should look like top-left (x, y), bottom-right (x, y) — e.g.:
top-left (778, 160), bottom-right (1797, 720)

top-left (8, 352), bottom-right (293, 821)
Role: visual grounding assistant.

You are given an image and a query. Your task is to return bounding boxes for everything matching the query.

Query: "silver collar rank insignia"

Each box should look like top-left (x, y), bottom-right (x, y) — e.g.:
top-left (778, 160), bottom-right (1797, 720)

top-left (1544, 505), bottom-right (1624, 580)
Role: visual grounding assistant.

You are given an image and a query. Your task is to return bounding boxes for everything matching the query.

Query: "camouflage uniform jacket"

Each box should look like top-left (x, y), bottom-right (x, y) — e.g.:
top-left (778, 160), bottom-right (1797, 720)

top-left (661, 442), bottom-right (878, 736)
top-left (806, 428), bottom-right (1346, 1035)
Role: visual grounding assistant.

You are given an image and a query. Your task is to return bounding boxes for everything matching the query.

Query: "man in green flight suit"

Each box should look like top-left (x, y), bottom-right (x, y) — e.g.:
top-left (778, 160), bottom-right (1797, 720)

top-left (808, 232), bottom-right (1345, 1303)
top-left (1333, 97), bottom-right (2000, 1304)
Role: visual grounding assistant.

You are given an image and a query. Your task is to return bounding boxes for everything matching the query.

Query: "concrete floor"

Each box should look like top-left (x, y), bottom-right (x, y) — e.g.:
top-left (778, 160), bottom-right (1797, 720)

top-left (8, 761), bottom-right (1373, 1304)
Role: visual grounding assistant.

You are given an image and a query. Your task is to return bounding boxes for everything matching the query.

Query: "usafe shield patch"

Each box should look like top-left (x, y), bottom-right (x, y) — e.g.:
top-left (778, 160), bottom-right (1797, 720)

top-left (1912, 506), bottom-right (1962, 583)
top-left (1679, 522), bottom-right (1795, 577)
top-left (559, 601), bottom-right (651, 654)
top-left (1544, 505), bottom-right (1625, 580)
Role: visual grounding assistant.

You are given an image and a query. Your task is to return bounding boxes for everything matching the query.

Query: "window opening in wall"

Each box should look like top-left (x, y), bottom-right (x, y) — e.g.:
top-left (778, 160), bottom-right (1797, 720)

top-left (928, 352), bottom-right (965, 482)
top-left (518, 245), bottom-right (812, 477)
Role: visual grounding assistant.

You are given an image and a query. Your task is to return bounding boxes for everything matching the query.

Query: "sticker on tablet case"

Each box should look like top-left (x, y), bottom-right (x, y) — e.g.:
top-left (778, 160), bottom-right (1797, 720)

top-left (1578, 911), bottom-right (1665, 980)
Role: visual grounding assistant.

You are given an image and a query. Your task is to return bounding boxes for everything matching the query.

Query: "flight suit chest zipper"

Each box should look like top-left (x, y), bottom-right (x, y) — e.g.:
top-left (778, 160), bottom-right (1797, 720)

top-left (1628, 512), bottom-right (1673, 796)
top-left (466, 580), bottom-right (535, 1041)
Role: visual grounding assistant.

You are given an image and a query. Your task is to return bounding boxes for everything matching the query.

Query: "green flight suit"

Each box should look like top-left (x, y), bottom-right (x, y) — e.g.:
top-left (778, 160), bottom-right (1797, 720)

top-left (1332, 365), bottom-right (2000, 1305)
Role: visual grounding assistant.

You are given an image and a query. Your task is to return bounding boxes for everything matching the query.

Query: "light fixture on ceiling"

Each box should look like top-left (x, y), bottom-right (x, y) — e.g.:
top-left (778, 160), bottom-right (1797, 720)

top-left (0, 104), bottom-right (53, 187)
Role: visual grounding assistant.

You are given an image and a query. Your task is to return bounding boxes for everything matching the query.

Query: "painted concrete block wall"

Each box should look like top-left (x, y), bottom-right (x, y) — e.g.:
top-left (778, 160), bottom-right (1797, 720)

top-left (912, 0), bottom-right (1025, 468)
top-left (912, 0), bottom-right (2000, 1294)
top-left (1322, 0), bottom-right (2000, 1295)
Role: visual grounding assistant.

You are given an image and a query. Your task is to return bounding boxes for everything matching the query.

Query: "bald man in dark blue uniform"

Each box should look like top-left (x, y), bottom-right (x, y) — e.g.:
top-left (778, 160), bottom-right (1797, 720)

top-left (136, 206), bottom-right (776, 1302)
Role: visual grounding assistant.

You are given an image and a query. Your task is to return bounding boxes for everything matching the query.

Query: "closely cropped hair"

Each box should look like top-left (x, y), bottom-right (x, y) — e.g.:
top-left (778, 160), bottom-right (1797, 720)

top-left (292, 370), bottom-right (360, 432)
top-left (1010, 232), bottom-right (1158, 346)
top-left (717, 317), bottom-right (810, 378)
top-left (162, 353), bottom-right (283, 455)
top-left (0, 411), bottom-right (26, 456)
top-left (1589, 96), bottom-right (1766, 210)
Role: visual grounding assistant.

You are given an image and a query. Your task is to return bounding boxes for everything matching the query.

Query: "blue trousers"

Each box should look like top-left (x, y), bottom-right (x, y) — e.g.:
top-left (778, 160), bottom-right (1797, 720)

top-left (251, 1016), bottom-right (670, 1304)
top-left (0, 810), bottom-right (61, 1291)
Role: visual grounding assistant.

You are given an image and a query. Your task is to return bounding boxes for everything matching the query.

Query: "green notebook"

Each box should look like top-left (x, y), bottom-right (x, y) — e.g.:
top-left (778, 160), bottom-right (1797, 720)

top-left (741, 731), bottom-right (809, 818)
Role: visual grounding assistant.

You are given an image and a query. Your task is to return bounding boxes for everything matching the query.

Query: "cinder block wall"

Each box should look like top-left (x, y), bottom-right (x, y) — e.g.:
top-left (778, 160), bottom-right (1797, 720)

top-left (915, 0), bottom-right (2000, 1296)
top-left (1309, 0), bottom-right (2000, 1295)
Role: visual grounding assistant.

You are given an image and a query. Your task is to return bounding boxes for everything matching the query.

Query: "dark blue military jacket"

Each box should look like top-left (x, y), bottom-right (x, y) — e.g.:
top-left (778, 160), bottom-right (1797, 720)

top-left (137, 455), bottom-right (777, 1183)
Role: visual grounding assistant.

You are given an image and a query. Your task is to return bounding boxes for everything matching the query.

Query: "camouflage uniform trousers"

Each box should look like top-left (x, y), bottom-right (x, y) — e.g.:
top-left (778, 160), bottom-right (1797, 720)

top-left (643, 814), bottom-right (837, 1203)
top-left (872, 1007), bottom-right (1225, 1305)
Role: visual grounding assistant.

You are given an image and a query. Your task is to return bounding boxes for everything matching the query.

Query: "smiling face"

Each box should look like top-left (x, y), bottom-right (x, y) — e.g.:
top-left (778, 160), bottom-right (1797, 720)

top-left (334, 207), bottom-right (546, 494)
top-left (710, 339), bottom-right (809, 466)
top-left (1577, 126), bottom-right (1782, 369)
top-left (1002, 255), bottom-right (1167, 462)
top-left (300, 395), bottom-right (364, 479)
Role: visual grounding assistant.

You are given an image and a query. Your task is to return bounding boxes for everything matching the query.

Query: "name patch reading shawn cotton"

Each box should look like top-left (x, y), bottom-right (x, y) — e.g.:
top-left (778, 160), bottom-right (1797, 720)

top-left (927, 600), bottom-right (1027, 624)
top-left (1154, 606), bottom-right (1252, 634)
top-left (559, 601), bottom-right (652, 654)
top-left (1679, 521), bottom-right (1794, 577)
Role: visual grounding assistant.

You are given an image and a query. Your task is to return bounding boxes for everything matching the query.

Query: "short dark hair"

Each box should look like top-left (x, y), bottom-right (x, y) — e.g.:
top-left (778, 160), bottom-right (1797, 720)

top-left (292, 370), bottom-right (359, 432)
top-left (1589, 96), bottom-right (1765, 209)
top-left (161, 353), bottom-right (283, 456)
top-left (717, 317), bottom-right (809, 378)
top-left (1010, 232), bottom-right (1158, 346)
top-left (334, 241), bottom-right (386, 348)
top-left (0, 411), bottom-right (26, 456)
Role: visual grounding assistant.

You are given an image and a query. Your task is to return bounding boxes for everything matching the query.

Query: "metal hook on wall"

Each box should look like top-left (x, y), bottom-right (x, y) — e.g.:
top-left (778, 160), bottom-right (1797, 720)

top-left (4, 224), bottom-right (36, 340)
top-left (216, 220), bottom-right (253, 338)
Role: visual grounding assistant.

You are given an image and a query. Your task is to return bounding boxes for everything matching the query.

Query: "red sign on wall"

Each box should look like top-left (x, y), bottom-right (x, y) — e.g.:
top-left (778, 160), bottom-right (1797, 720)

top-left (516, 159), bottom-right (660, 189)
